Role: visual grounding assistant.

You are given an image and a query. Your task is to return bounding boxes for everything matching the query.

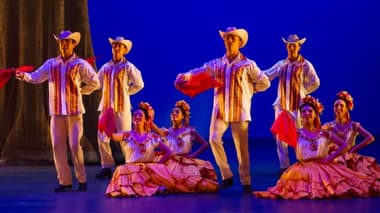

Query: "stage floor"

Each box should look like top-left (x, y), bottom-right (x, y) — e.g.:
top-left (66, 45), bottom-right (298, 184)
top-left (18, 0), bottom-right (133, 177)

top-left (1, 138), bottom-right (380, 213)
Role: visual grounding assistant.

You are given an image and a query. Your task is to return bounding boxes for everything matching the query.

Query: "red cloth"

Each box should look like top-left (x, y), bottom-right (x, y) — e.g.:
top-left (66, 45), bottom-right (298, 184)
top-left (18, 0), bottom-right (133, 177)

top-left (175, 72), bottom-right (222, 98)
top-left (85, 55), bottom-right (101, 67)
top-left (98, 107), bottom-right (117, 137)
top-left (0, 69), bottom-right (13, 89)
top-left (271, 111), bottom-right (297, 148)
top-left (0, 66), bottom-right (34, 89)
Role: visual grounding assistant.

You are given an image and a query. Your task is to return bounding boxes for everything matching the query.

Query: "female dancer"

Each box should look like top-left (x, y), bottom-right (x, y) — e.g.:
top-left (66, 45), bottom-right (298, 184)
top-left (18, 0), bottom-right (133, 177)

top-left (152, 100), bottom-right (218, 192)
top-left (105, 102), bottom-right (175, 197)
top-left (323, 91), bottom-right (380, 179)
top-left (254, 95), bottom-right (380, 199)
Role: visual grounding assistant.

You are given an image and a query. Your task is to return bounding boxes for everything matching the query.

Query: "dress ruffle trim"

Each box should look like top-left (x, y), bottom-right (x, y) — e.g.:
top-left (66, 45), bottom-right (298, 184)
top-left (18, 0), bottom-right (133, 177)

top-left (254, 161), bottom-right (380, 199)
top-left (106, 163), bottom-right (175, 197)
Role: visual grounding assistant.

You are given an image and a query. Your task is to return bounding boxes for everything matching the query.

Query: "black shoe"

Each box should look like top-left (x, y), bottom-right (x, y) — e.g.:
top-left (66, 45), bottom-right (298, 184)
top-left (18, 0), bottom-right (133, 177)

top-left (78, 182), bottom-right (87, 191)
top-left (95, 168), bottom-right (112, 179)
top-left (54, 184), bottom-right (72, 192)
top-left (242, 185), bottom-right (252, 193)
top-left (221, 178), bottom-right (234, 189)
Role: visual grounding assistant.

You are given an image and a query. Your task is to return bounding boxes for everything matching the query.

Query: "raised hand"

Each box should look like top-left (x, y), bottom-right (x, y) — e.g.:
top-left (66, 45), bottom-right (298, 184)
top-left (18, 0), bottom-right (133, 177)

top-left (174, 73), bottom-right (187, 88)
top-left (15, 70), bottom-right (25, 80)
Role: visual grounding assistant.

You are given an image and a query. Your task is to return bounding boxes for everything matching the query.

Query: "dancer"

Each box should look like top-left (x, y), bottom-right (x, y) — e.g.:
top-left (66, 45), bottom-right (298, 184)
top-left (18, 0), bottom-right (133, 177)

top-left (323, 91), bottom-right (380, 179)
top-left (254, 95), bottom-right (380, 199)
top-left (152, 100), bottom-right (218, 192)
top-left (264, 34), bottom-right (320, 174)
top-left (175, 26), bottom-right (270, 193)
top-left (96, 36), bottom-right (144, 179)
top-left (15, 30), bottom-right (100, 192)
top-left (104, 102), bottom-right (175, 197)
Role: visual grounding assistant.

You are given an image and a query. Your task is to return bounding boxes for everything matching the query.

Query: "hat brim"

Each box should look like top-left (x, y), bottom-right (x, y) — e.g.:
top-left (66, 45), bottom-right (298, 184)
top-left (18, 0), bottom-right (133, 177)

top-left (282, 37), bottom-right (306, 45)
top-left (219, 29), bottom-right (248, 48)
top-left (53, 32), bottom-right (81, 44)
top-left (108, 38), bottom-right (133, 54)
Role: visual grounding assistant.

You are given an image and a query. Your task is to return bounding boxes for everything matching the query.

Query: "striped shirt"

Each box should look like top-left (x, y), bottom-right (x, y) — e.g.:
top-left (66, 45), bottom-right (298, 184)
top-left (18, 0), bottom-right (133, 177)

top-left (97, 58), bottom-right (144, 112)
top-left (264, 55), bottom-right (320, 111)
top-left (24, 54), bottom-right (100, 115)
top-left (186, 53), bottom-right (270, 122)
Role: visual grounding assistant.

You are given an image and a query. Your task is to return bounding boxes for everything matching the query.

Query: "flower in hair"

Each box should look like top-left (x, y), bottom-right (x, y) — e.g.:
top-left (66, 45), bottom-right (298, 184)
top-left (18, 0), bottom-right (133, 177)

top-left (175, 100), bottom-right (191, 123)
top-left (336, 90), bottom-right (354, 111)
top-left (175, 100), bottom-right (191, 117)
top-left (138, 101), bottom-right (154, 121)
top-left (175, 100), bottom-right (190, 111)
top-left (300, 95), bottom-right (324, 114)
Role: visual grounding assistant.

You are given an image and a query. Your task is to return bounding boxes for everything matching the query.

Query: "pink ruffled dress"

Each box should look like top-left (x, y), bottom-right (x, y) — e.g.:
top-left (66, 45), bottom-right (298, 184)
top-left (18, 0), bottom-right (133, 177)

top-left (325, 121), bottom-right (380, 179)
top-left (163, 127), bottom-right (218, 193)
top-left (106, 132), bottom-right (176, 197)
top-left (254, 130), bottom-right (380, 199)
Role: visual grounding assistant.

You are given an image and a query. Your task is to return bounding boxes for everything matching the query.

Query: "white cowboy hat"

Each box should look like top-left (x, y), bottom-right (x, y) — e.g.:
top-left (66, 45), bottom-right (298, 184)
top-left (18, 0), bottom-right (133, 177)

top-left (108, 36), bottom-right (133, 54)
top-left (219, 26), bottom-right (248, 48)
top-left (53, 30), bottom-right (81, 44)
top-left (282, 34), bottom-right (306, 45)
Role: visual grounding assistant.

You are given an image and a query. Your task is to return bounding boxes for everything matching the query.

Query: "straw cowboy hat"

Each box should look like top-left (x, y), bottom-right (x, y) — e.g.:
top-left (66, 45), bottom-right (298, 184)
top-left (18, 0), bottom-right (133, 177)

top-left (53, 30), bottom-right (81, 44)
top-left (219, 26), bottom-right (248, 48)
top-left (282, 34), bottom-right (306, 45)
top-left (108, 36), bottom-right (133, 54)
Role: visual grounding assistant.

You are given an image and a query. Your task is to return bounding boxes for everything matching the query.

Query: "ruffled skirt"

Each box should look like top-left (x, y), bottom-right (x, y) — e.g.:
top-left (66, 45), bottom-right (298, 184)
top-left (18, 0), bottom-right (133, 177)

top-left (165, 155), bottom-right (219, 193)
top-left (254, 161), bottom-right (380, 199)
top-left (335, 152), bottom-right (380, 179)
top-left (106, 163), bottom-right (176, 197)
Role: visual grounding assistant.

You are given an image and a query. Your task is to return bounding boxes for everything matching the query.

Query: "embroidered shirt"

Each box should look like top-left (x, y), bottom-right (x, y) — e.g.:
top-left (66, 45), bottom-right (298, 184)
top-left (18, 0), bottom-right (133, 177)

top-left (97, 57), bottom-right (144, 112)
top-left (296, 130), bottom-right (330, 161)
top-left (164, 127), bottom-right (194, 155)
top-left (265, 55), bottom-right (320, 111)
top-left (324, 121), bottom-right (360, 147)
top-left (23, 54), bottom-right (100, 115)
top-left (185, 53), bottom-right (270, 122)
top-left (122, 132), bottom-right (162, 163)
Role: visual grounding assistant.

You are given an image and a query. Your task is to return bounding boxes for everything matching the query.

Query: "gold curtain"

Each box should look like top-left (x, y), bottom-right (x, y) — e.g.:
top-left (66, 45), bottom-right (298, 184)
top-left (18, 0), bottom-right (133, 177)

top-left (0, 0), bottom-right (101, 165)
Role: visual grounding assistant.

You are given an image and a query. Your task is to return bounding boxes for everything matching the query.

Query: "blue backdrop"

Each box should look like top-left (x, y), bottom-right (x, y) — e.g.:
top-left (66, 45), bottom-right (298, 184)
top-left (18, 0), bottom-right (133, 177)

top-left (88, 0), bottom-right (380, 139)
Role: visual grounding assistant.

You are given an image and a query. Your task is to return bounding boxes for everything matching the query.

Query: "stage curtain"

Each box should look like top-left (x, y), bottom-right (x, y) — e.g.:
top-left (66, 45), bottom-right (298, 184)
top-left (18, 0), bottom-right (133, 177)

top-left (0, 0), bottom-right (101, 165)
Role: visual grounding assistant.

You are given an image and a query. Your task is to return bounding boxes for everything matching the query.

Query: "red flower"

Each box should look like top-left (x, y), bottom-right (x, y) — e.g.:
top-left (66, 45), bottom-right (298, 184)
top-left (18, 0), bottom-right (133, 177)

top-left (300, 95), bottom-right (324, 115)
top-left (336, 90), bottom-right (354, 111)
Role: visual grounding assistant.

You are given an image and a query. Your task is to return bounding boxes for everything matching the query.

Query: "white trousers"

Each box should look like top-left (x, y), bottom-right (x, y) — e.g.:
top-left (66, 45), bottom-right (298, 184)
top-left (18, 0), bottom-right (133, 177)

top-left (209, 116), bottom-right (251, 185)
top-left (50, 115), bottom-right (86, 185)
top-left (97, 110), bottom-right (131, 168)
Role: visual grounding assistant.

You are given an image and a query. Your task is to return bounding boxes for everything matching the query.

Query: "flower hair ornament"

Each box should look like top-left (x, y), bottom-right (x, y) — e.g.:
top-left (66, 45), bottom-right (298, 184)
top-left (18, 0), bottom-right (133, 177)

top-left (175, 100), bottom-right (191, 118)
top-left (175, 100), bottom-right (191, 126)
top-left (336, 90), bottom-right (354, 111)
top-left (299, 95), bottom-right (324, 115)
top-left (138, 101), bottom-right (154, 121)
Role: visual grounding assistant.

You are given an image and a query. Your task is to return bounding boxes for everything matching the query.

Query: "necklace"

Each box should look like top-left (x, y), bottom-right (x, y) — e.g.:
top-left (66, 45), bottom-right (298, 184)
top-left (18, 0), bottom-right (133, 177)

top-left (169, 127), bottom-right (189, 148)
top-left (299, 129), bottom-right (321, 151)
top-left (130, 131), bottom-right (149, 154)
top-left (333, 121), bottom-right (351, 139)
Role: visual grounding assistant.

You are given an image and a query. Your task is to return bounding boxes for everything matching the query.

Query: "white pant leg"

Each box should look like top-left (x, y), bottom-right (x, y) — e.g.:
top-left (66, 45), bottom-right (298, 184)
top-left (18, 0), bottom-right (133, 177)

top-left (230, 121), bottom-right (251, 185)
top-left (115, 110), bottom-right (131, 162)
top-left (97, 110), bottom-right (132, 168)
top-left (67, 114), bottom-right (86, 183)
top-left (97, 111), bottom-right (114, 168)
top-left (50, 116), bottom-right (71, 185)
top-left (275, 107), bottom-right (289, 169)
top-left (209, 116), bottom-right (233, 180)
top-left (97, 130), bottom-right (114, 168)
top-left (276, 136), bottom-right (289, 169)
